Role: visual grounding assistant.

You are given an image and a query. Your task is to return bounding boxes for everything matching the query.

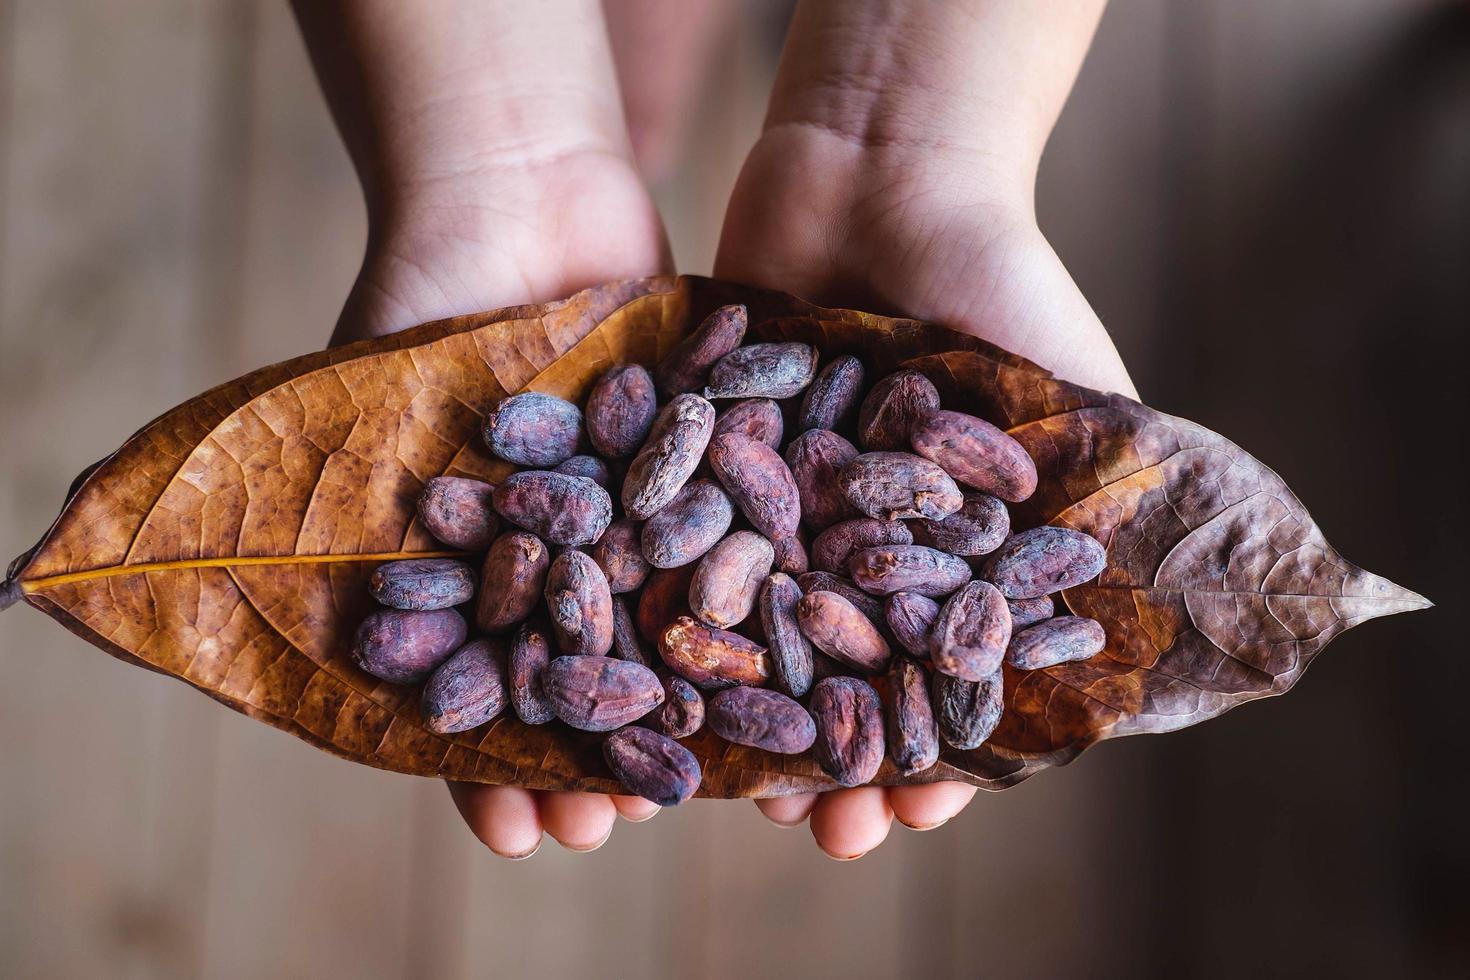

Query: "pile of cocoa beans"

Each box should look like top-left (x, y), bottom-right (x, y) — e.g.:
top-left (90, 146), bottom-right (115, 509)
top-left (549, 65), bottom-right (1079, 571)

top-left (351, 305), bottom-right (1108, 807)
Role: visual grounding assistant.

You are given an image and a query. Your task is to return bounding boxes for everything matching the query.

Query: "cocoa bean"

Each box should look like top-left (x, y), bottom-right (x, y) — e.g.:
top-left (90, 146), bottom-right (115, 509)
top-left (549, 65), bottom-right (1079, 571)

top-left (798, 355), bottom-right (864, 432)
top-left (981, 526), bottom-right (1107, 599)
top-left (645, 673), bottom-right (705, 738)
top-left (1006, 616), bottom-right (1106, 670)
top-left (622, 393), bottom-right (716, 519)
top-left (760, 573), bottom-right (814, 698)
top-left (603, 727), bottom-right (702, 806)
top-left (351, 607), bottom-right (466, 684)
top-left (493, 471), bottom-right (612, 546)
top-left (932, 670), bottom-right (1004, 750)
top-left (1007, 595), bottom-right (1055, 630)
top-left (785, 429), bottom-right (860, 531)
top-left (688, 531), bottom-right (774, 629)
top-left (657, 615), bottom-right (772, 690)
top-left (810, 517), bottom-right (912, 574)
top-left (838, 452), bottom-right (963, 521)
top-left (553, 454), bottom-right (611, 488)
top-left (707, 433), bottom-right (801, 539)
top-left (707, 687), bottom-right (817, 754)
top-left (885, 592), bottom-right (941, 658)
top-left (543, 655), bottom-right (664, 731)
top-left (417, 476), bottom-right (498, 550)
top-left (857, 369), bottom-right (940, 451)
top-left (770, 529), bottom-right (810, 576)
top-left (910, 492), bottom-right (1010, 556)
top-left (849, 545), bottom-right (971, 598)
top-left (611, 595), bottom-right (655, 668)
top-left (586, 363), bottom-right (657, 458)
top-left (544, 550), bottom-right (614, 656)
top-left (704, 342), bottom-right (819, 400)
top-left (713, 398), bottom-right (784, 450)
top-left (796, 571), bottom-right (886, 625)
top-left (885, 658), bottom-right (940, 775)
top-left (369, 558), bottom-right (476, 611)
top-left (930, 580), bottom-right (1012, 681)
top-left (508, 620), bottom-right (556, 724)
top-left (482, 391), bottom-right (584, 467)
top-left (637, 564), bottom-right (696, 643)
top-left (910, 409), bottom-right (1037, 503)
top-left (810, 676), bottom-right (885, 787)
top-left (655, 304), bottom-right (747, 397)
top-left (422, 638), bottom-right (508, 734)
top-left (640, 479), bottom-right (733, 568)
top-left (476, 531), bottom-right (551, 633)
top-left (796, 590), bottom-right (891, 675)
top-left (590, 519), bottom-right (650, 594)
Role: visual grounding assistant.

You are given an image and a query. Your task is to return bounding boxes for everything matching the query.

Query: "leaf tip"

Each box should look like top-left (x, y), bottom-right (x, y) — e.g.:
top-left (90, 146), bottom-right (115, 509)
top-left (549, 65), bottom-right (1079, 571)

top-left (0, 576), bottom-right (23, 613)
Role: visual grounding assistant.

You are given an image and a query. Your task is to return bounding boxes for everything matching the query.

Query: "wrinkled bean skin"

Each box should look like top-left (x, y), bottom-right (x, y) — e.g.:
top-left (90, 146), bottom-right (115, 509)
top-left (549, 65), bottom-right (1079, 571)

top-left (369, 558), bottom-right (476, 611)
top-left (1006, 595), bottom-right (1055, 630)
top-left (796, 571), bottom-right (887, 625)
top-left (910, 492), bottom-right (1010, 557)
top-left (637, 564), bottom-right (696, 643)
top-left (493, 471), bottom-right (612, 547)
top-left (544, 551), bottom-right (614, 656)
top-left (351, 608), bottom-right (467, 684)
top-left (508, 620), bottom-right (556, 724)
top-left (771, 531), bottom-right (810, 576)
top-left (981, 526), bottom-right (1107, 599)
top-left (796, 590), bottom-right (892, 675)
top-left (417, 476), bottom-right (498, 550)
top-left (604, 727), bottom-right (703, 806)
top-left (910, 409), bottom-right (1038, 503)
top-left (640, 479), bottom-right (734, 568)
top-left (476, 531), bottom-right (551, 633)
top-left (760, 573), bottom-right (814, 698)
top-left (689, 531), bottom-right (774, 629)
top-left (849, 545), bottom-right (971, 598)
top-left (553, 454), bottom-right (611, 488)
top-left (611, 595), bottom-right (656, 668)
top-left (1006, 616), bottom-right (1106, 669)
top-left (932, 670), bottom-right (1004, 750)
top-left (839, 452), bottom-right (963, 522)
top-left (885, 592), bottom-right (941, 658)
top-left (586, 364), bottom-right (657, 458)
top-left (542, 655), bottom-right (664, 732)
top-left (645, 673), bottom-right (705, 738)
top-left (656, 304), bottom-right (747, 397)
top-left (704, 342), bottom-right (819, 399)
top-left (857, 369), bottom-right (941, 451)
top-left (713, 398), bottom-right (784, 450)
top-left (810, 518), bottom-right (912, 575)
top-left (785, 429), bottom-right (860, 531)
top-left (707, 687), bottom-right (817, 754)
top-left (930, 581), bottom-right (1012, 681)
top-left (798, 355), bottom-right (864, 432)
top-left (622, 394), bottom-right (717, 519)
top-left (885, 658), bottom-right (940, 775)
top-left (657, 616), bottom-right (773, 690)
top-left (810, 677), bottom-right (885, 787)
top-left (590, 519), bottom-right (650, 594)
top-left (422, 638), bottom-right (509, 734)
top-left (483, 391), bottom-right (584, 467)
top-left (707, 433), bottom-right (802, 539)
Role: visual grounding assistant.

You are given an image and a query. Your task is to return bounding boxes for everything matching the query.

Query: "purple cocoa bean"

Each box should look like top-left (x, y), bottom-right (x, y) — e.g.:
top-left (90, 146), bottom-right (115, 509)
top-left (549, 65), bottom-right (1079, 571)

top-left (704, 342), bottom-right (819, 400)
top-left (910, 492), bottom-right (1010, 556)
top-left (798, 355), bottom-right (864, 432)
top-left (910, 409), bottom-right (1038, 503)
top-left (604, 727), bottom-right (702, 806)
top-left (810, 517), bottom-right (912, 574)
top-left (981, 526), bottom-right (1107, 599)
top-left (885, 658), bottom-right (940, 775)
top-left (849, 545), bottom-right (972, 598)
top-left (930, 581), bottom-right (1012, 681)
top-left (640, 479), bottom-right (734, 568)
top-left (796, 590), bottom-right (891, 675)
top-left (707, 687), bottom-right (817, 754)
top-left (760, 572), bottom-right (814, 698)
top-left (838, 452), bottom-right (963, 522)
top-left (422, 638), bottom-right (508, 734)
top-left (482, 391), bottom-right (584, 467)
top-left (645, 673), bottom-right (705, 738)
top-left (351, 607), bottom-right (466, 684)
top-left (553, 454), bottom-right (611, 488)
top-left (688, 531), bottom-right (774, 629)
top-left (655, 304), bottom-right (747, 397)
top-left (932, 670), bottom-right (1004, 750)
top-left (369, 558), bottom-right (476, 611)
top-left (707, 433), bottom-right (802, 539)
top-left (657, 616), bottom-right (772, 690)
top-left (858, 370), bottom-right (940, 451)
top-left (542, 655), bottom-right (664, 731)
top-left (785, 429), bottom-right (860, 531)
top-left (476, 531), bottom-right (550, 633)
top-left (622, 394), bottom-right (717, 520)
top-left (493, 471), bottom-right (612, 547)
top-left (508, 620), bottom-right (556, 724)
top-left (1007, 595), bottom-right (1055, 630)
top-left (417, 476), bottom-right (498, 550)
top-left (885, 592), bottom-right (941, 658)
top-left (544, 550), bottom-right (614, 656)
top-left (590, 519), bottom-right (650, 594)
top-left (713, 398), bottom-right (784, 450)
top-left (1005, 616), bottom-right (1106, 670)
top-left (586, 363), bottom-right (657, 458)
top-left (810, 677), bottom-right (885, 787)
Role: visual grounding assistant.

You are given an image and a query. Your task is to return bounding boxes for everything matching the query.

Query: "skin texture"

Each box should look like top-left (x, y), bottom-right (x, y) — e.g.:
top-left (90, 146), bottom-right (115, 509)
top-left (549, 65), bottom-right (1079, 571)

top-left (298, 0), bottom-right (1126, 859)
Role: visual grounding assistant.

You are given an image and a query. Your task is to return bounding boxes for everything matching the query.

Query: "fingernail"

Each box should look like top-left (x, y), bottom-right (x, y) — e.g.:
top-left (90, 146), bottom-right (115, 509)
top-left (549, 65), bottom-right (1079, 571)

top-left (900, 818), bottom-right (949, 832)
top-left (767, 817), bottom-right (806, 829)
top-left (623, 808), bottom-right (660, 824)
top-left (564, 828), bottom-right (613, 853)
top-left (494, 840), bottom-right (541, 861)
top-left (825, 850), bottom-right (868, 862)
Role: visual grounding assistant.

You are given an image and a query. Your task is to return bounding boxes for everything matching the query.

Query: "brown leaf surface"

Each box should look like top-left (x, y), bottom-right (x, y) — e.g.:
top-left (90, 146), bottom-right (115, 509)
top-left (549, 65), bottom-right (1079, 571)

top-left (4, 276), bottom-right (1428, 796)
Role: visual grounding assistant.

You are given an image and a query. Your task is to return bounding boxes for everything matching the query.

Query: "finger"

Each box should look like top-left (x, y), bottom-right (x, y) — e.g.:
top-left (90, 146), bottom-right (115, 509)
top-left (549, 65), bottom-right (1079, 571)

top-left (538, 791), bottom-right (619, 852)
top-left (809, 787), bottom-right (893, 860)
top-left (612, 794), bottom-right (661, 823)
top-left (755, 793), bottom-right (819, 828)
top-left (447, 782), bottom-right (543, 860)
top-left (888, 781), bottom-right (979, 831)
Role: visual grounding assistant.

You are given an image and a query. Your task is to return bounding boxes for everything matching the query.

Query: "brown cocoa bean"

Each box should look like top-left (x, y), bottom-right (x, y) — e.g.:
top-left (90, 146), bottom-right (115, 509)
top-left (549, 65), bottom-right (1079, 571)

top-left (885, 592), bottom-right (941, 658)
top-left (850, 545), bottom-right (971, 598)
top-left (707, 433), bottom-right (801, 539)
top-left (493, 471), bottom-right (612, 546)
top-left (657, 615), bottom-right (772, 690)
top-left (770, 529), bottom-right (809, 576)
top-left (688, 531), bottom-right (774, 629)
top-left (369, 558), bottom-right (476, 611)
top-left (858, 369), bottom-right (940, 451)
top-left (476, 531), bottom-right (551, 632)
top-left (704, 342), bottom-right (819, 400)
top-left (930, 580), bottom-right (1012, 681)
top-left (796, 571), bottom-right (887, 625)
top-left (603, 727), bottom-right (702, 806)
top-left (544, 550), bottom-right (614, 656)
top-left (417, 476), bottom-right (498, 550)
top-left (1006, 616), bottom-right (1106, 670)
top-left (1007, 595), bottom-right (1055, 630)
top-left (508, 620), bottom-right (556, 724)
top-left (810, 676), bottom-right (885, 787)
top-left (713, 398), bottom-right (784, 450)
top-left (611, 595), bottom-right (655, 668)
top-left (910, 409), bottom-right (1038, 503)
top-left (543, 655), bottom-right (664, 731)
top-left (785, 429), bottom-right (860, 531)
top-left (932, 670), bottom-right (1004, 750)
top-left (798, 355), bottom-right (864, 432)
top-left (622, 393), bottom-right (716, 519)
top-left (590, 519), bottom-right (650, 594)
top-left (645, 673), bottom-right (705, 738)
top-left (553, 454), bottom-right (611, 488)
top-left (796, 590), bottom-right (891, 675)
top-left (637, 564), bottom-right (696, 643)
top-left (838, 452), bottom-right (963, 521)
top-left (351, 607), bottom-right (466, 684)
top-left (422, 638), bottom-right (508, 734)
top-left (810, 518), bottom-right (912, 574)
top-left (482, 391), bottom-right (584, 467)
top-left (760, 573), bottom-right (814, 698)
top-left (707, 687), bottom-right (817, 754)
top-left (981, 526), bottom-right (1107, 599)
top-left (586, 363), bottom-right (657, 458)
top-left (885, 658), bottom-right (940, 775)
top-left (910, 492), bottom-right (1010, 556)
top-left (655, 304), bottom-right (747, 397)
top-left (640, 479), bottom-right (734, 568)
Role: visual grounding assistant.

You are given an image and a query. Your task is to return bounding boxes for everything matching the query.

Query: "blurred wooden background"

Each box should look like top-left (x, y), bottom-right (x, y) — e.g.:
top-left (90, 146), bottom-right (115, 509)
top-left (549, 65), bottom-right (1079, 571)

top-left (1, 2), bottom-right (1464, 978)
